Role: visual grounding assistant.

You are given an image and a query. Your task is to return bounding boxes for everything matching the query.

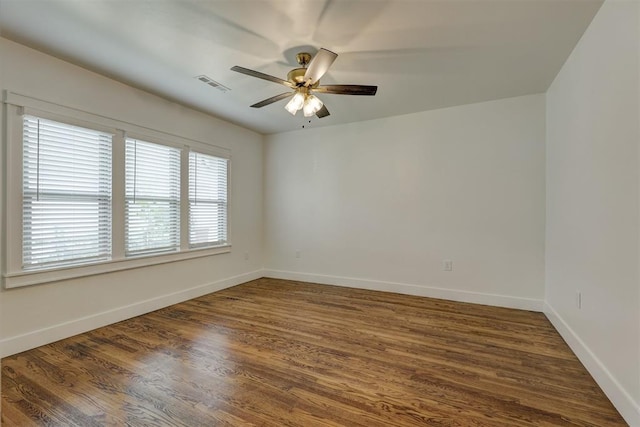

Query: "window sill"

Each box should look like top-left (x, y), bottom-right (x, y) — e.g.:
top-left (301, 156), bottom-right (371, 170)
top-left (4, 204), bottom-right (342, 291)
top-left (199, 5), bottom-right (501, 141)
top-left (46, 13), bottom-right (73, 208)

top-left (2, 245), bottom-right (231, 289)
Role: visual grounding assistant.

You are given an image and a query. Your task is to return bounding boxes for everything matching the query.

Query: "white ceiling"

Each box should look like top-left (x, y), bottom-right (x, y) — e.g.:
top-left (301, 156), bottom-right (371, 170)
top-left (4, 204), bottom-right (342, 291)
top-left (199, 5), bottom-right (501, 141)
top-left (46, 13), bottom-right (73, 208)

top-left (0, 0), bottom-right (602, 135)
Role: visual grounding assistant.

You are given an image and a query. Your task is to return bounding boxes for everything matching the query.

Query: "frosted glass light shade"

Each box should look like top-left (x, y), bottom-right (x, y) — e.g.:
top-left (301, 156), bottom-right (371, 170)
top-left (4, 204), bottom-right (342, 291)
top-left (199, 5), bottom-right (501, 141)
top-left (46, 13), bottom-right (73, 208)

top-left (303, 95), bottom-right (323, 117)
top-left (285, 92), bottom-right (305, 115)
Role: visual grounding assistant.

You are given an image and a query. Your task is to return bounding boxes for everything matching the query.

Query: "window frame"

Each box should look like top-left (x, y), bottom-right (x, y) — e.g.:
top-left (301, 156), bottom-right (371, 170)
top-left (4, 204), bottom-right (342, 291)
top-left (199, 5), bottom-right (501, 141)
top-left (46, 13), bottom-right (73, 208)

top-left (188, 150), bottom-right (229, 249)
top-left (125, 137), bottom-right (182, 257)
top-left (3, 92), bottom-right (231, 289)
top-left (21, 114), bottom-right (115, 270)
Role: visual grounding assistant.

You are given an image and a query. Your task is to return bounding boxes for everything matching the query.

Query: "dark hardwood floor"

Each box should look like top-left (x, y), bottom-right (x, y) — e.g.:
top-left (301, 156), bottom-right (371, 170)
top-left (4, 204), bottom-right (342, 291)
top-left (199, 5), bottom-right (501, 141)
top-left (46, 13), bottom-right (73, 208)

top-left (2, 278), bottom-right (626, 426)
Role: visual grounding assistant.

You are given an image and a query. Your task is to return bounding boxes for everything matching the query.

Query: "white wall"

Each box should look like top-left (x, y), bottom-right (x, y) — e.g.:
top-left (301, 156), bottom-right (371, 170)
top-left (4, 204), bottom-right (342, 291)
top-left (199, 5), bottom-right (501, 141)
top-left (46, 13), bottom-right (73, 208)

top-left (545, 0), bottom-right (640, 424)
top-left (264, 94), bottom-right (546, 310)
top-left (0, 38), bottom-right (264, 356)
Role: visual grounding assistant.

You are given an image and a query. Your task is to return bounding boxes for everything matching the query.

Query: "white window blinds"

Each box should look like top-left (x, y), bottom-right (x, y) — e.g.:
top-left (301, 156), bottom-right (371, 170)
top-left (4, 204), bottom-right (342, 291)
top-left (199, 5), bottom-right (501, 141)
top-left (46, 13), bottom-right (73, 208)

top-left (22, 115), bottom-right (112, 270)
top-left (125, 138), bottom-right (180, 256)
top-left (189, 151), bottom-right (228, 248)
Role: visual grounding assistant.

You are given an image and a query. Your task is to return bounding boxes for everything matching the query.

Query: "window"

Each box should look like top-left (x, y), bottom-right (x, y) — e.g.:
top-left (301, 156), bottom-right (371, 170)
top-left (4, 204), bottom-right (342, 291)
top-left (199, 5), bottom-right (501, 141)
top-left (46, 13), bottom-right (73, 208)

top-left (125, 138), bottom-right (181, 256)
top-left (4, 93), bottom-right (231, 288)
top-left (189, 151), bottom-right (228, 248)
top-left (22, 115), bottom-right (112, 270)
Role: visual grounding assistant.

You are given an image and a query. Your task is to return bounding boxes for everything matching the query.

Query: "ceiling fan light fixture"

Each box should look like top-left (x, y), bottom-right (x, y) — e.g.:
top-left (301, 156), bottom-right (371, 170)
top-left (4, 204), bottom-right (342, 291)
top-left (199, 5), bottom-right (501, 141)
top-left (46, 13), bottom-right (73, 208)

top-left (285, 91), bottom-right (305, 115)
top-left (303, 94), bottom-right (323, 117)
top-left (231, 47), bottom-right (377, 120)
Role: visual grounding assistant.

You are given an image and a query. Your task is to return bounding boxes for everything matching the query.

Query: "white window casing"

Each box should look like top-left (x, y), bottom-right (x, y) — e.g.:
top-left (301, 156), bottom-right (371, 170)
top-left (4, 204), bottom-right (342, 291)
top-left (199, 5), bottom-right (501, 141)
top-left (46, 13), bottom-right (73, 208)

top-left (3, 92), bottom-right (231, 289)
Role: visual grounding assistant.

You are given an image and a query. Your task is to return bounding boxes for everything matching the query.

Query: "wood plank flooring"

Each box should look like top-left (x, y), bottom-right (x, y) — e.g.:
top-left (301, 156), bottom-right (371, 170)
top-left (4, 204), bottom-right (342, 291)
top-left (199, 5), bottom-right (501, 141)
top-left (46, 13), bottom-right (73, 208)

top-left (2, 278), bottom-right (627, 426)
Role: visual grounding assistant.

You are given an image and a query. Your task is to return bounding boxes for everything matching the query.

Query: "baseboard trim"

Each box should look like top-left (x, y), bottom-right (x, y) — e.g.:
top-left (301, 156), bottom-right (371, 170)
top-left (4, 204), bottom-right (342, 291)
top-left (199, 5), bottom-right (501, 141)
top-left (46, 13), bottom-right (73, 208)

top-left (0, 269), bottom-right (264, 358)
top-left (263, 269), bottom-right (544, 312)
top-left (544, 302), bottom-right (640, 426)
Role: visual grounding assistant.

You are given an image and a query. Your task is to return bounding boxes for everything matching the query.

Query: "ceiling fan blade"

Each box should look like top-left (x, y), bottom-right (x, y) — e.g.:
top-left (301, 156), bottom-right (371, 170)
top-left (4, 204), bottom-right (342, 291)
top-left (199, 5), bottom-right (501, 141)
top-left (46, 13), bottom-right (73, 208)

top-left (303, 48), bottom-right (338, 85)
top-left (316, 105), bottom-right (330, 118)
top-left (250, 92), bottom-right (293, 108)
top-left (231, 66), bottom-right (294, 88)
top-left (314, 85), bottom-right (377, 96)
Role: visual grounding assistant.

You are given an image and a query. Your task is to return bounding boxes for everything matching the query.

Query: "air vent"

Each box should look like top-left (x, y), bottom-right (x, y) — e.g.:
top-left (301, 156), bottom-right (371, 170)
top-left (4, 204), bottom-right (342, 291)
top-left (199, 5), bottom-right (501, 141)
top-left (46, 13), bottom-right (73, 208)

top-left (195, 75), bottom-right (230, 92)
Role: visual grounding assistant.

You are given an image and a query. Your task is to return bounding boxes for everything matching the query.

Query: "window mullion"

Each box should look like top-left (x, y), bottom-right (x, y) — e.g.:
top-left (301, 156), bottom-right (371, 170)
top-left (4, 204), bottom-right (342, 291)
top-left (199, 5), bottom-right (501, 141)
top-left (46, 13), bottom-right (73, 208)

top-left (111, 130), bottom-right (126, 260)
top-left (180, 146), bottom-right (189, 252)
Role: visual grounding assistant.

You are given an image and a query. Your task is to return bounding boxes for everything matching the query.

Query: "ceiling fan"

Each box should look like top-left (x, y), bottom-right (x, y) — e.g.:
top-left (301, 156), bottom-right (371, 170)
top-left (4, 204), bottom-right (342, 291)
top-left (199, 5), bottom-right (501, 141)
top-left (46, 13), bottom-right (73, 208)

top-left (231, 48), bottom-right (377, 119)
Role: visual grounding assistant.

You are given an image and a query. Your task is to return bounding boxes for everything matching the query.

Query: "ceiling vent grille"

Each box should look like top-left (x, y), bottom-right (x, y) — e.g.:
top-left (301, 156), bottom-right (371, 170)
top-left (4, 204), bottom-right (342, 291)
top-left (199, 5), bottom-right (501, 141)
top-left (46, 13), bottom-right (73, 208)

top-left (195, 75), bottom-right (230, 92)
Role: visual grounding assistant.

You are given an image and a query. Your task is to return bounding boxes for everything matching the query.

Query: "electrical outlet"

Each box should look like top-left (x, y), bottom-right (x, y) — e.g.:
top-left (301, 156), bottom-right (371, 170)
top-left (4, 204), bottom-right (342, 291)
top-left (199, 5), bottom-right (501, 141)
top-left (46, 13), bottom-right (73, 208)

top-left (244, 252), bottom-right (249, 261)
top-left (295, 250), bottom-right (301, 259)
top-left (443, 259), bottom-right (453, 271)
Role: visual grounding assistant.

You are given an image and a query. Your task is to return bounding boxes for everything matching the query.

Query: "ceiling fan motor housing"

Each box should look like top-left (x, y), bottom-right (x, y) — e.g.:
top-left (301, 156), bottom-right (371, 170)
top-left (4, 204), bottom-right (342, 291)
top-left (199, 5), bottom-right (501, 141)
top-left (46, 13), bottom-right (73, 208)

top-left (287, 67), bottom-right (319, 87)
top-left (296, 52), bottom-right (312, 67)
